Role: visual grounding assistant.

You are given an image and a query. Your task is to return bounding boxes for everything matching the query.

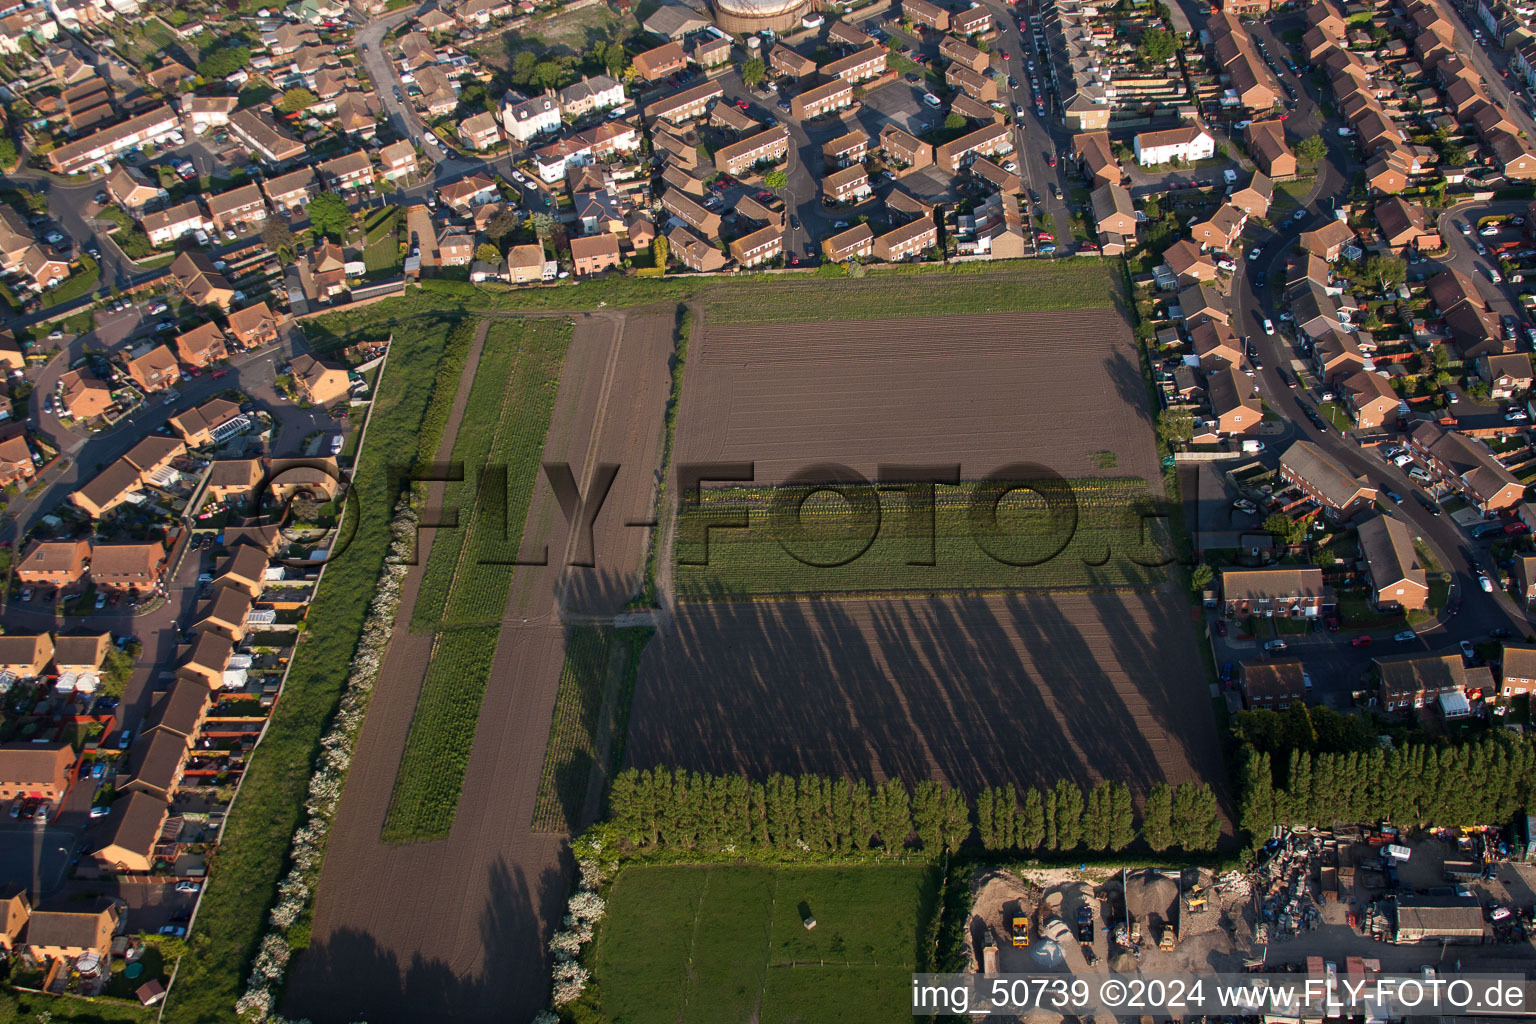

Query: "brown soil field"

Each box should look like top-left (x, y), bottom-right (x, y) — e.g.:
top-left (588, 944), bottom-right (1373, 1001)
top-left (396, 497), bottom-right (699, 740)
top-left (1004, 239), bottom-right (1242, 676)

top-left (287, 311), bottom-right (674, 1024)
top-left (673, 309), bottom-right (1156, 486)
top-left (623, 587), bottom-right (1225, 799)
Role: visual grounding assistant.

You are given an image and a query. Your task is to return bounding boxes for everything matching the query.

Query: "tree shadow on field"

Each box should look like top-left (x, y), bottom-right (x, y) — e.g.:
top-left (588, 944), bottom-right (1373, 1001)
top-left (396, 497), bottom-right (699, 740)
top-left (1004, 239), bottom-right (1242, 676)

top-left (620, 586), bottom-right (1231, 821)
top-left (284, 855), bottom-right (569, 1024)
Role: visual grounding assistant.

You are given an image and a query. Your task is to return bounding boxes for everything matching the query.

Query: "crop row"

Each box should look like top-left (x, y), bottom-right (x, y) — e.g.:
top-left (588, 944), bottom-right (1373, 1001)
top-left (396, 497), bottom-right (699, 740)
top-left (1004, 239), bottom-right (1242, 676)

top-left (529, 627), bottom-right (615, 835)
top-left (384, 318), bottom-right (572, 842)
top-left (674, 479), bottom-right (1169, 597)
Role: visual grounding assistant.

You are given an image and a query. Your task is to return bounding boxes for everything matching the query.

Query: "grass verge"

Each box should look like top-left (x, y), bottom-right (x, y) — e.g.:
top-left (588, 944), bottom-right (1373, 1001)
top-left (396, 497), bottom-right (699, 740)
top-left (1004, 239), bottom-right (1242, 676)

top-left (381, 318), bottom-right (572, 843)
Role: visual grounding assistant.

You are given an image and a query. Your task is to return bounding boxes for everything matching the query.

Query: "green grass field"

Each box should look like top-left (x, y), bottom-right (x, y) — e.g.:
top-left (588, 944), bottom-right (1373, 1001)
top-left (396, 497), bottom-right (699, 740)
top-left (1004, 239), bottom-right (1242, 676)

top-left (382, 317), bottom-right (571, 843)
top-left (588, 864), bottom-right (938, 1024)
top-left (697, 260), bottom-right (1117, 325)
top-left (675, 478), bottom-right (1171, 598)
top-left (161, 312), bottom-right (470, 1024)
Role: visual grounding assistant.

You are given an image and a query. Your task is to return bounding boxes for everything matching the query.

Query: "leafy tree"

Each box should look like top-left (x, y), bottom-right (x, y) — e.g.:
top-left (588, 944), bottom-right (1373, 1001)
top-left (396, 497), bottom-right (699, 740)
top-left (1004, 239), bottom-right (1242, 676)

top-left (1364, 254), bottom-right (1406, 291)
top-left (530, 211), bottom-right (555, 242)
top-left (1155, 407), bottom-right (1194, 449)
top-left (1430, 344), bottom-right (1451, 369)
top-left (1052, 780), bottom-right (1084, 851)
top-left (278, 87), bottom-right (318, 114)
top-left (741, 57), bottom-right (766, 88)
top-left (1171, 782), bottom-right (1221, 851)
top-left (475, 243), bottom-right (501, 264)
top-left (1107, 782), bottom-right (1135, 852)
top-left (306, 191), bottom-right (351, 241)
top-left (197, 45), bottom-right (251, 80)
top-left (261, 218), bottom-right (294, 255)
top-left (1239, 749), bottom-right (1276, 846)
top-left (532, 61), bottom-right (566, 90)
top-left (1142, 781), bottom-right (1173, 851)
top-left (486, 208), bottom-right (522, 246)
top-left (19, 189), bottom-right (47, 215)
top-left (1295, 135), bottom-right (1328, 164)
top-left (1083, 782), bottom-right (1111, 851)
top-left (1019, 787), bottom-right (1046, 849)
top-left (1138, 27), bottom-right (1178, 65)
top-left (944, 112), bottom-right (967, 130)
top-left (763, 169), bottom-right (788, 189)
top-left (652, 234), bottom-right (669, 268)
top-left (1189, 563), bottom-right (1214, 593)
top-left (510, 50), bottom-right (538, 85)
top-left (0, 139), bottom-right (16, 168)
top-left (1263, 512), bottom-right (1306, 546)
top-left (1313, 547), bottom-right (1337, 568)
top-left (1443, 142), bottom-right (1468, 167)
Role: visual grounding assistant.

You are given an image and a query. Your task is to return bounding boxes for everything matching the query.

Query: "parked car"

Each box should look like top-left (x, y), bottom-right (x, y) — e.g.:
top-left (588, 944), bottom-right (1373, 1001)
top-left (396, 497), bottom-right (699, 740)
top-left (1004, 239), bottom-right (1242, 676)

top-left (1479, 573), bottom-right (1495, 592)
top-left (1461, 639), bottom-right (1478, 659)
top-left (174, 881), bottom-right (202, 893)
top-left (89, 805), bottom-right (109, 818)
top-left (1394, 630), bottom-right (1416, 642)
top-left (1264, 639), bottom-right (1288, 653)
top-left (1351, 634), bottom-right (1373, 647)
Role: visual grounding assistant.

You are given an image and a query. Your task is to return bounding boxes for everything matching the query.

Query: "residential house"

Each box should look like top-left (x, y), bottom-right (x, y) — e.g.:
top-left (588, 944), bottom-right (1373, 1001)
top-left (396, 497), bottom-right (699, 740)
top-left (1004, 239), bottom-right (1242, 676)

top-left (1188, 204), bottom-right (1247, 252)
top-left (1499, 643), bottom-right (1536, 697)
top-left (0, 885), bottom-right (27, 952)
top-left (901, 0), bottom-right (949, 30)
top-left (952, 5), bottom-right (992, 35)
top-left (1478, 353), bottom-right (1532, 398)
top-left (714, 126), bottom-right (792, 176)
top-left (1133, 124), bottom-right (1215, 165)
top-left (0, 742), bottom-right (71, 803)
top-left (290, 353), bottom-right (350, 408)
top-left (205, 184), bottom-right (267, 233)
top-left (0, 635), bottom-right (54, 679)
top-left (632, 42), bottom-right (687, 81)
top-left (204, 459), bottom-right (265, 504)
top-left (822, 129), bottom-right (869, 169)
top-left (437, 174), bottom-right (498, 211)
top-left (1239, 658), bottom-right (1306, 709)
top-left (506, 244), bottom-right (547, 284)
top-left (89, 793), bottom-right (168, 874)
top-left (90, 542), bottom-right (167, 595)
top-left (174, 324), bottom-right (227, 369)
top-left (261, 167), bottom-right (317, 216)
top-left (215, 544), bottom-right (269, 599)
top-left (1246, 119), bottom-right (1297, 178)
top-left (1279, 439), bottom-right (1378, 517)
top-left (791, 78), bottom-right (854, 120)
top-left (196, 587), bottom-right (253, 643)
top-left (559, 74), bottom-right (624, 117)
top-left (1073, 131), bottom-right (1121, 186)
top-left (934, 123), bottom-right (1012, 173)
top-left (24, 902), bottom-right (117, 964)
top-left (1358, 514), bottom-right (1429, 611)
top-left (227, 302), bottom-right (279, 350)
top-left (1164, 239), bottom-right (1218, 283)
top-left (823, 164), bottom-right (871, 204)
top-left (668, 226), bottom-right (728, 272)
top-left (123, 345), bottom-right (180, 393)
top-left (1178, 282), bottom-right (1229, 325)
top-left (822, 44), bottom-right (886, 83)
top-left (229, 108), bottom-right (305, 164)
top-left (47, 106), bottom-right (178, 175)
top-left (880, 125), bottom-right (932, 171)
top-left (1090, 182), bottom-right (1137, 245)
top-left (58, 371), bottom-right (112, 422)
top-left (1227, 171), bottom-right (1274, 218)
top-left (1312, 329), bottom-right (1366, 382)
top-left (1375, 197), bottom-right (1440, 252)
top-left (168, 398), bottom-right (244, 446)
top-left (125, 730), bottom-right (186, 800)
top-left (1190, 319), bottom-right (1243, 368)
top-left (872, 217), bottom-right (937, 261)
top-left (1300, 219), bottom-right (1357, 261)
top-left (1408, 421), bottom-right (1525, 512)
top-left (142, 201), bottom-right (206, 248)
top-left (661, 189), bottom-right (721, 238)
top-left (500, 90), bottom-right (560, 143)
top-left (458, 111), bottom-right (502, 151)
top-left (570, 234), bottom-right (621, 276)
top-left (728, 225), bottom-right (782, 267)
top-left (823, 222), bottom-right (875, 262)
top-left (644, 80), bottom-right (724, 126)
top-left (169, 252), bottom-right (234, 309)
top-left (317, 150), bottom-right (374, 192)
top-left (104, 164), bottom-right (163, 213)
top-left (177, 631), bottom-right (233, 689)
top-left (1221, 565), bottom-right (1328, 618)
top-left (939, 35), bottom-right (988, 72)
top-left (1375, 651), bottom-right (1467, 712)
top-left (1339, 369), bottom-right (1400, 429)
top-left (1207, 364), bottom-right (1261, 434)
top-left (15, 540), bottom-right (89, 589)
top-left (379, 140), bottom-right (418, 181)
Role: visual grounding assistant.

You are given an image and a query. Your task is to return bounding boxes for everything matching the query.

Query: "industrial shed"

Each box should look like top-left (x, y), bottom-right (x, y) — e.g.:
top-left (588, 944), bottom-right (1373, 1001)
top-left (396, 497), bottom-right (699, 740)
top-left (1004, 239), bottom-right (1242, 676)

top-left (1391, 895), bottom-right (1486, 944)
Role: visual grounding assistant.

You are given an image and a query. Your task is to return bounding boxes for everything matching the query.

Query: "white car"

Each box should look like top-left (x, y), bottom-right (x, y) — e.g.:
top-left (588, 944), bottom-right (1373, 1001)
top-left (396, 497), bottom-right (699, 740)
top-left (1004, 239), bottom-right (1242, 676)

top-left (1461, 640), bottom-right (1479, 661)
top-left (1262, 318), bottom-right (1275, 335)
top-left (1488, 267), bottom-right (1504, 283)
top-left (1479, 574), bottom-right (1495, 593)
top-left (922, 93), bottom-right (942, 108)
top-left (1217, 259), bottom-right (1237, 272)
top-left (1337, 126), bottom-right (1355, 136)
top-left (1480, 225), bottom-right (1501, 237)
top-left (1247, 247), bottom-right (1261, 260)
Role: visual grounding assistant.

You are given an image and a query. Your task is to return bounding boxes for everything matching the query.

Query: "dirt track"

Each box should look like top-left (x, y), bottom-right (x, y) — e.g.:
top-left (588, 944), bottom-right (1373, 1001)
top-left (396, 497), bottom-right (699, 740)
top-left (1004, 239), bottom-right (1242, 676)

top-left (674, 310), bottom-right (1157, 486)
top-left (287, 311), bottom-right (674, 1024)
top-left (623, 587), bottom-right (1225, 799)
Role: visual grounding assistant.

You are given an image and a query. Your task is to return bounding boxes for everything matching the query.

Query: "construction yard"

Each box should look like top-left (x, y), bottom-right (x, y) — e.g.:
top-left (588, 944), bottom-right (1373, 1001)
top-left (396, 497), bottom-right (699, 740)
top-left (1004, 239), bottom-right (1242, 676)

top-left (968, 829), bottom-right (1536, 982)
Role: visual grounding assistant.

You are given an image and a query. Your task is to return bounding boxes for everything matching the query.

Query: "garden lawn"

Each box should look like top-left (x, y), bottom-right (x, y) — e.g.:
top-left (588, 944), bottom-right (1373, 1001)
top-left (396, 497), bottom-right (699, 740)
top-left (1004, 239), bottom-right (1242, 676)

top-left (589, 864), bottom-right (938, 1024)
top-left (675, 478), bottom-right (1170, 597)
top-left (382, 317), bottom-right (571, 843)
top-left (41, 256), bottom-right (99, 307)
top-left (160, 311), bottom-right (470, 1024)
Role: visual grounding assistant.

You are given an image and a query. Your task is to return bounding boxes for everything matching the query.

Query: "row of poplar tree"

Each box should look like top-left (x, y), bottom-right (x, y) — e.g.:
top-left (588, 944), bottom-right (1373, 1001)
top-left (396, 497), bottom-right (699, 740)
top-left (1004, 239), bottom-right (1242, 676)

top-left (1238, 736), bottom-right (1536, 839)
top-left (606, 769), bottom-right (1224, 857)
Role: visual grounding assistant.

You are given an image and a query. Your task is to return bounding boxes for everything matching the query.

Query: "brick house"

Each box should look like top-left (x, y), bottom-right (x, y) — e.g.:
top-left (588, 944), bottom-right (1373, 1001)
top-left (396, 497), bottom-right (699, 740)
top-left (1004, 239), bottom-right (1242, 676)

top-left (1279, 440), bottom-right (1378, 519)
top-left (1339, 370), bottom-right (1400, 429)
top-left (1357, 514), bottom-right (1428, 611)
top-left (1240, 658), bottom-right (1306, 709)
top-left (1374, 651), bottom-right (1467, 712)
top-left (15, 540), bottom-right (89, 589)
top-left (174, 323), bottom-right (228, 368)
top-left (123, 345), bottom-right (181, 393)
top-left (0, 742), bottom-right (72, 800)
top-left (872, 217), bottom-right (937, 261)
top-left (570, 234), bottom-right (621, 277)
top-left (1221, 565), bottom-right (1328, 619)
top-left (227, 302), bottom-right (280, 349)
top-left (728, 225), bottom-right (782, 267)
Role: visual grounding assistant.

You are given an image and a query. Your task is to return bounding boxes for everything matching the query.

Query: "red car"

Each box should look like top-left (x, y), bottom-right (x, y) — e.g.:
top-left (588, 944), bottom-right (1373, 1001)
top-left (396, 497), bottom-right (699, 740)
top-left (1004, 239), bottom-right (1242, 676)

top-left (1505, 521), bottom-right (1529, 534)
top-left (1047, 153), bottom-right (1057, 166)
top-left (736, 99), bottom-right (750, 110)
top-left (1351, 635), bottom-right (1373, 647)
top-left (211, 368), bottom-right (227, 379)
top-left (1214, 619), bottom-right (1227, 636)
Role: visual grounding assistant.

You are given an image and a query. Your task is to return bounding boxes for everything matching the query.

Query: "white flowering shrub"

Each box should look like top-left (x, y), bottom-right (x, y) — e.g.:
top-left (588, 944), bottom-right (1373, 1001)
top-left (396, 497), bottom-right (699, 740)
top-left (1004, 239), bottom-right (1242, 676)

top-left (236, 500), bottom-right (419, 1017)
